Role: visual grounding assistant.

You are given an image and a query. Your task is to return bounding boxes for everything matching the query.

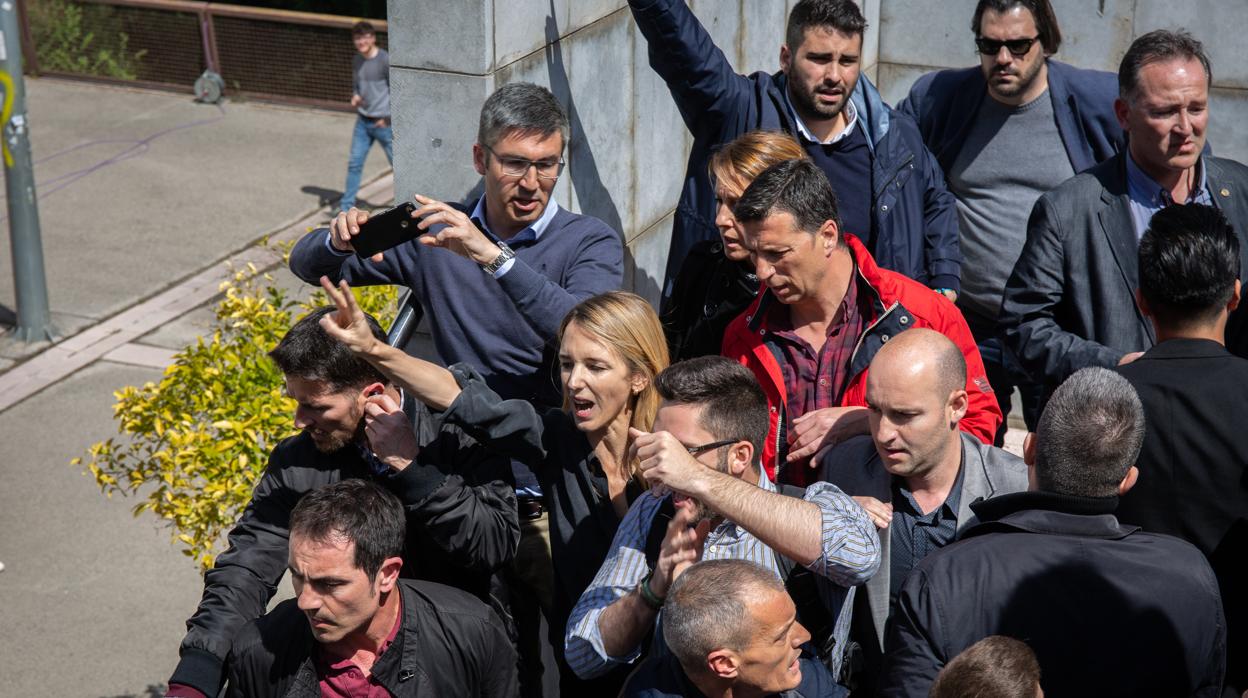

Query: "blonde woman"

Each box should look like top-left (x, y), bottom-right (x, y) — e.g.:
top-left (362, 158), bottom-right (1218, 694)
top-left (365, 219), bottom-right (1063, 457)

top-left (664, 130), bottom-right (809, 360)
top-left (317, 277), bottom-right (669, 695)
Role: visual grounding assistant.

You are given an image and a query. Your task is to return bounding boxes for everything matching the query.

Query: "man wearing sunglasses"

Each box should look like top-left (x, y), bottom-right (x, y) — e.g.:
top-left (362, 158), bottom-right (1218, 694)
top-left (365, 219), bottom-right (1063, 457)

top-left (565, 356), bottom-right (879, 685)
top-left (899, 0), bottom-right (1123, 443)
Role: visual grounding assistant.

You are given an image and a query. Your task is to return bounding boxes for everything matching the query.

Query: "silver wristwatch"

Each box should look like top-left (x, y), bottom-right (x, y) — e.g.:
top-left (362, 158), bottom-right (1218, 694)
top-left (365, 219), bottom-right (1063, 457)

top-left (480, 241), bottom-right (516, 275)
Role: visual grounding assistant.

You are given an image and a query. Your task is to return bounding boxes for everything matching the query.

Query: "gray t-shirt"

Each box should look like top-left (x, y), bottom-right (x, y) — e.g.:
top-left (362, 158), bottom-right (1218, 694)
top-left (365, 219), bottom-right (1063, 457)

top-left (948, 89), bottom-right (1074, 324)
top-left (353, 48), bottom-right (390, 119)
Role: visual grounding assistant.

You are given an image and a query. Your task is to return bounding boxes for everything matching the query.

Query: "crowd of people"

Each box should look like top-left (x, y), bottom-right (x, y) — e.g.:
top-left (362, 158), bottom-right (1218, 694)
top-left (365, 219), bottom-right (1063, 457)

top-left (162, 0), bottom-right (1246, 696)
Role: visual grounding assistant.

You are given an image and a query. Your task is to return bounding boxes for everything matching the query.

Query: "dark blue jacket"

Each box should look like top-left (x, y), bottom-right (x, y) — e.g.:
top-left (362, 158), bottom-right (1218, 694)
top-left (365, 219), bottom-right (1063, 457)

top-left (630, 0), bottom-right (962, 307)
top-left (622, 650), bottom-right (847, 698)
top-left (897, 59), bottom-right (1123, 175)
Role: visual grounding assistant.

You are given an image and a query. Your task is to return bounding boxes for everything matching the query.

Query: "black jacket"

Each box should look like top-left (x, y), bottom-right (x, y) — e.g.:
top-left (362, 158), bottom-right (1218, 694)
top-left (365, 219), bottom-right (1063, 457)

top-left (1117, 338), bottom-right (1248, 695)
top-left (170, 374), bottom-right (524, 696)
top-left (622, 650), bottom-right (845, 698)
top-left (226, 578), bottom-right (518, 697)
top-left (662, 239), bottom-right (758, 361)
top-left (881, 491), bottom-right (1226, 697)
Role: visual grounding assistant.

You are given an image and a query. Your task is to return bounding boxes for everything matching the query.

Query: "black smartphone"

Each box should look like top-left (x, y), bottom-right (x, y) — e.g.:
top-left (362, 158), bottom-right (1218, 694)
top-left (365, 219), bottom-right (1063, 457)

top-left (352, 201), bottom-right (418, 258)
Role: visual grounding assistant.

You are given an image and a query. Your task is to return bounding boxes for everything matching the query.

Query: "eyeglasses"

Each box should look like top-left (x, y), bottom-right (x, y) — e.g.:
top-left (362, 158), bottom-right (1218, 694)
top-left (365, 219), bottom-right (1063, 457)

top-left (975, 35), bottom-right (1040, 57)
top-left (484, 145), bottom-right (565, 180)
top-left (685, 439), bottom-right (739, 456)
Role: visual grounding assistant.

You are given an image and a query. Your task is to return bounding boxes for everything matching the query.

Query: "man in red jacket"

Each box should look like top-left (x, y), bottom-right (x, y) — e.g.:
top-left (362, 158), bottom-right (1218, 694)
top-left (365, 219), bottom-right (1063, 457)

top-left (723, 159), bottom-right (1000, 484)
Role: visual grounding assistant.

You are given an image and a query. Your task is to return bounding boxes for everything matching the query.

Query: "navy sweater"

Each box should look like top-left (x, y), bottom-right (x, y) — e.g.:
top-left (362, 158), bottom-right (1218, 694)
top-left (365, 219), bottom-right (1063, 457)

top-left (289, 202), bottom-right (624, 405)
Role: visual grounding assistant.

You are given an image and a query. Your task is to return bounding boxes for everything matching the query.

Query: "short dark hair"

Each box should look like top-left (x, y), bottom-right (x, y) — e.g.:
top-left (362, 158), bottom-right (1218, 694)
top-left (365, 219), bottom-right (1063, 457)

top-left (930, 636), bottom-right (1042, 698)
top-left (351, 21), bottom-right (376, 38)
top-left (289, 479), bottom-right (406, 582)
top-left (654, 357), bottom-right (770, 470)
top-left (733, 159), bottom-right (841, 237)
top-left (1139, 204), bottom-right (1240, 328)
top-left (971, 0), bottom-right (1062, 54)
top-left (269, 307), bottom-right (387, 392)
top-left (1118, 29), bottom-right (1212, 101)
top-left (663, 560), bottom-right (786, 675)
top-left (786, 0), bottom-right (868, 50)
top-left (1036, 368), bottom-right (1144, 498)
top-left (477, 82), bottom-right (569, 151)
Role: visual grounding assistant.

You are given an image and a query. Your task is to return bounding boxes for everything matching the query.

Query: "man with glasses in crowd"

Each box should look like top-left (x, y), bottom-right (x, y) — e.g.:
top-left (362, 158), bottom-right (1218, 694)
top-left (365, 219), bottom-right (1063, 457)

top-left (290, 81), bottom-right (625, 697)
top-left (899, 0), bottom-right (1122, 441)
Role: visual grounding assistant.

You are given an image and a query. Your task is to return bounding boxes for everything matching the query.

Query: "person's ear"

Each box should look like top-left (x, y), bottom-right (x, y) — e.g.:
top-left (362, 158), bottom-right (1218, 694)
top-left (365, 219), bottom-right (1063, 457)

top-left (779, 44), bottom-right (792, 74)
top-left (819, 219), bottom-right (840, 254)
top-left (948, 389), bottom-right (969, 426)
top-left (358, 381), bottom-right (386, 406)
top-left (706, 649), bottom-right (740, 679)
top-left (472, 143), bottom-right (487, 176)
top-left (1229, 280), bottom-right (1242, 312)
top-left (376, 556), bottom-right (403, 593)
top-left (729, 441), bottom-right (754, 478)
top-left (1113, 97), bottom-right (1130, 131)
top-left (630, 373), bottom-right (649, 397)
top-left (1135, 288), bottom-right (1152, 318)
top-left (1118, 465), bottom-right (1139, 496)
top-left (1023, 432), bottom-right (1039, 490)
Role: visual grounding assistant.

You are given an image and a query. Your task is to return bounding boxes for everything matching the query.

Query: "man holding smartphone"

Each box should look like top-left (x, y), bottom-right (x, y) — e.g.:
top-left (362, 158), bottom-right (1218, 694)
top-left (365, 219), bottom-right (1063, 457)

top-left (289, 81), bottom-right (624, 696)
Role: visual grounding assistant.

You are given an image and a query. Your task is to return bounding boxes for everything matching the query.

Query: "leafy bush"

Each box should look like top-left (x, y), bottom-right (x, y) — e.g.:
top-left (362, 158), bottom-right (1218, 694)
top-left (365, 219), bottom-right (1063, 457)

top-left (28, 0), bottom-right (146, 80)
top-left (75, 258), bottom-right (398, 571)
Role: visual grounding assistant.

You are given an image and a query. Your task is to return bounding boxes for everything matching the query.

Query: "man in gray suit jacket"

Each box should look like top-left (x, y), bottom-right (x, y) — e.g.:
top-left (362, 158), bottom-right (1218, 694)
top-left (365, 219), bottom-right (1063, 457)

top-left (818, 328), bottom-right (1028, 690)
top-left (1001, 29), bottom-right (1248, 391)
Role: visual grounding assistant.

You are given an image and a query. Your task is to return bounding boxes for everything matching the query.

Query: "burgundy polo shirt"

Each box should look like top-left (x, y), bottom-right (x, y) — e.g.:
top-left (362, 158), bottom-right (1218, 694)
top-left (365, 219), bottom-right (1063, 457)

top-left (315, 595), bottom-right (403, 698)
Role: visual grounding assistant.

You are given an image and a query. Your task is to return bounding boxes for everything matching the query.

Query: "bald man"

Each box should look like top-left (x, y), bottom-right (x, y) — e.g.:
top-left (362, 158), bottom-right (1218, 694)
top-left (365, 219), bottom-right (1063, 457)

top-left (816, 328), bottom-right (1028, 689)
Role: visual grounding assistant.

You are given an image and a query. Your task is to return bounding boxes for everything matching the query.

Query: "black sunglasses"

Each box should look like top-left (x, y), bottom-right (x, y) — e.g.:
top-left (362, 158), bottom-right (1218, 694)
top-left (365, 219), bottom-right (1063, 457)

top-left (975, 35), bottom-right (1039, 57)
top-left (685, 438), bottom-right (739, 456)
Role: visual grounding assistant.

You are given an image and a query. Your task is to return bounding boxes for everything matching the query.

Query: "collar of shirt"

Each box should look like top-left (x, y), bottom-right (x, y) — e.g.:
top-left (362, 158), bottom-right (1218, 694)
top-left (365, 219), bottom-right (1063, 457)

top-left (784, 86), bottom-right (859, 145)
top-left (469, 196), bottom-right (560, 245)
top-left (1125, 153), bottom-right (1212, 239)
top-left (893, 449), bottom-right (966, 523)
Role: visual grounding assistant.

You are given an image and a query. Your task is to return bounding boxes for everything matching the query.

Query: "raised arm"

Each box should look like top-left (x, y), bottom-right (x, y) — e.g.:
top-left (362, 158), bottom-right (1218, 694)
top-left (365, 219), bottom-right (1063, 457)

top-left (289, 209), bottom-right (414, 288)
top-left (628, 0), bottom-right (754, 136)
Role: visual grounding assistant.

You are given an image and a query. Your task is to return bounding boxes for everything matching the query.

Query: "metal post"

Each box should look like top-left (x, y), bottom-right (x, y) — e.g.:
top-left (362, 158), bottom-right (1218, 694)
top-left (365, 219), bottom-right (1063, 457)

top-left (1, 0), bottom-right (53, 343)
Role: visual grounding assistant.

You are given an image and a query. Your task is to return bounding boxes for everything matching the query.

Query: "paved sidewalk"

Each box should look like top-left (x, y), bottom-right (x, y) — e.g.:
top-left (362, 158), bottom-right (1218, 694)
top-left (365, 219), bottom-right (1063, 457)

top-left (0, 78), bottom-right (393, 697)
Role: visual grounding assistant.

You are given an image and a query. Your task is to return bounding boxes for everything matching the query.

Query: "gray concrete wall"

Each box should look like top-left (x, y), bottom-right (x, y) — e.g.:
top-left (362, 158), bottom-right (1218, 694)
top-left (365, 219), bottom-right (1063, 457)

top-left (388, 1), bottom-right (1246, 301)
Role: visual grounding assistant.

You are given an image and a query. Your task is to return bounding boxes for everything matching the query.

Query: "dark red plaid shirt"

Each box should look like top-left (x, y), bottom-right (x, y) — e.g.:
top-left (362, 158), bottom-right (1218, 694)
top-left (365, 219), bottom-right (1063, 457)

top-left (762, 272), bottom-right (869, 423)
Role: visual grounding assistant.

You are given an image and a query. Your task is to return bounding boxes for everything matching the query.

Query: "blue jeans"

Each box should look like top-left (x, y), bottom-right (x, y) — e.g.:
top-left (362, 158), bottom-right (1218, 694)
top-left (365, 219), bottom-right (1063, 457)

top-left (341, 115), bottom-right (393, 212)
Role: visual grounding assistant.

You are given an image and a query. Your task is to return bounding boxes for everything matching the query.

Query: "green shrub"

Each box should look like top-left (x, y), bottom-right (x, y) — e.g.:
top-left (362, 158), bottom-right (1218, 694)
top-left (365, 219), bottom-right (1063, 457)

top-left (28, 0), bottom-right (146, 80)
top-left (74, 257), bottom-right (398, 572)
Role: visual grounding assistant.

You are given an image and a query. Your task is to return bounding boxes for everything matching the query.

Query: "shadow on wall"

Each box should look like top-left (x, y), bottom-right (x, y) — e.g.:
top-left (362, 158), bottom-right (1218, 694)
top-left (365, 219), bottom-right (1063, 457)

top-left (542, 7), bottom-right (662, 306)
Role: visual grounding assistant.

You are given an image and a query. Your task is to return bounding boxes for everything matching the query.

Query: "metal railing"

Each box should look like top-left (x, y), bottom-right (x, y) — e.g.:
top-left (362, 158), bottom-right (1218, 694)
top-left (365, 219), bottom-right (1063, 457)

top-left (22, 0), bottom-right (386, 109)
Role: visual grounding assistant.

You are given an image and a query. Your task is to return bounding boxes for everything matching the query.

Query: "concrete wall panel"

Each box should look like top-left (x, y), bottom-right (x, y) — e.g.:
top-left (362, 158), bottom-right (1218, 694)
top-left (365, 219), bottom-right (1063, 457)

top-left (626, 213), bottom-right (673, 308)
top-left (741, 1), bottom-right (786, 77)
top-left (1047, 0), bottom-right (1135, 73)
top-left (392, 1), bottom-right (493, 74)
top-left (632, 21), bottom-right (690, 234)
top-left (1135, 0), bottom-right (1248, 89)
top-left (879, 0), bottom-right (976, 69)
top-left (390, 68), bottom-right (493, 206)
top-left (566, 11), bottom-right (636, 235)
top-left (876, 62), bottom-right (936, 108)
top-left (1212, 88), bottom-right (1248, 166)
top-left (494, 0), bottom-right (569, 69)
top-left (568, 0), bottom-right (627, 35)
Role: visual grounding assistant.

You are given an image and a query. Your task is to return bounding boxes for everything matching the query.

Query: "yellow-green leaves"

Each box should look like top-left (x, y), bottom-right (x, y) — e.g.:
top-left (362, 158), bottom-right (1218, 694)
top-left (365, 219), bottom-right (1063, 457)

top-left (77, 257), bottom-right (397, 573)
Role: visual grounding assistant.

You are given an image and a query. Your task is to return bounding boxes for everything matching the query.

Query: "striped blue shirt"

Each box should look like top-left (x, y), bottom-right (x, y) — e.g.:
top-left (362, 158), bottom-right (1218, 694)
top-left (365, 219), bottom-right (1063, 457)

top-left (564, 472), bottom-right (880, 680)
